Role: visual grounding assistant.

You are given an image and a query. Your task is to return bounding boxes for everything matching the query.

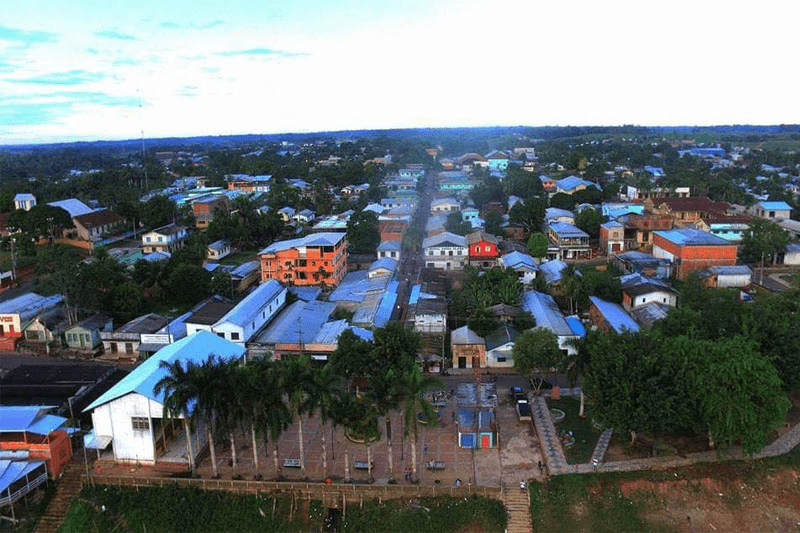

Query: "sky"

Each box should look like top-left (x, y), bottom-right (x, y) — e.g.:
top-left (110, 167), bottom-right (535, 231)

top-left (1, 0), bottom-right (799, 145)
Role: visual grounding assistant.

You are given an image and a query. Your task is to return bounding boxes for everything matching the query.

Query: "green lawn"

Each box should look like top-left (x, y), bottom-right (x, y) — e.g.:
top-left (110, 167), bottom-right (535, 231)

top-left (547, 396), bottom-right (601, 464)
top-left (57, 485), bottom-right (506, 533)
top-left (220, 250), bottom-right (259, 265)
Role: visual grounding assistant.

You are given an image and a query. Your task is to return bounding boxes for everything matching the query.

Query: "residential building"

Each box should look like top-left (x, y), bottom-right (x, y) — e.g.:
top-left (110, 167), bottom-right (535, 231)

top-left (702, 265), bottom-right (753, 288)
top-left (399, 168), bottom-right (425, 180)
top-left (555, 176), bottom-right (600, 194)
top-left (499, 251), bottom-right (538, 284)
top-left (778, 219), bottom-right (800, 240)
top-left (539, 175), bottom-right (556, 193)
top-left (377, 240), bottom-right (401, 262)
top-left (450, 326), bottom-right (486, 370)
top-left (192, 195), bottom-right (229, 228)
top-left (599, 221), bottom-right (624, 254)
top-left (588, 296), bottom-right (640, 334)
top-left (620, 273), bottom-right (678, 310)
top-left (520, 291), bottom-right (582, 355)
top-left (185, 280), bottom-right (286, 345)
top-left (545, 208), bottom-right (575, 225)
top-left (652, 229), bottom-right (738, 280)
top-left (644, 197), bottom-right (729, 227)
top-left (85, 331), bottom-right (245, 466)
top-left (461, 206), bottom-right (480, 222)
top-left (278, 207), bottom-right (296, 222)
top-left (22, 309), bottom-right (69, 348)
top-left (548, 222), bottom-right (590, 260)
top-left (613, 251), bottom-right (672, 279)
top-left (46, 199), bottom-right (94, 218)
top-left (72, 209), bottom-right (125, 242)
top-left (484, 325), bottom-right (518, 368)
top-left (752, 201), bottom-right (792, 220)
top-left (142, 224), bottom-right (188, 254)
top-left (292, 209), bottom-right (315, 225)
top-left (259, 232), bottom-right (347, 287)
top-left (430, 197), bottom-right (460, 214)
top-left (0, 406), bottom-right (73, 479)
top-left (782, 243), bottom-right (800, 265)
top-left (466, 231), bottom-right (499, 267)
top-left (207, 240), bottom-right (231, 261)
top-left (423, 232), bottom-right (468, 270)
top-left (13, 193), bottom-right (36, 211)
top-left (100, 313), bottom-right (170, 359)
top-left (0, 293), bottom-right (64, 351)
top-left (378, 220), bottom-right (408, 243)
top-left (249, 299), bottom-right (336, 359)
top-left (539, 259), bottom-right (568, 284)
top-left (413, 299), bottom-right (447, 333)
top-left (485, 150), bottom-right (509, 171)
top-left (695, 215), bottom-right (751, 242)
top-left (64, 313), bottom-right (112, 351)
top-left (226, 174), bottom-right (272, 193)
top-left (368, 257), bottom-right (398, 279)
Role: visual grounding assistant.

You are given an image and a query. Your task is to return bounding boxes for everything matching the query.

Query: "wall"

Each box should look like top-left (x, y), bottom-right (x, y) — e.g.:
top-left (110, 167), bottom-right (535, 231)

top-left (91, 395), bottom-right (160, 464)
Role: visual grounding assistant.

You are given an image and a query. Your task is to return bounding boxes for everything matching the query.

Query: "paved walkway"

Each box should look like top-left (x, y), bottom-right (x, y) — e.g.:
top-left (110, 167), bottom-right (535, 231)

top-left (502, 482), bottom-right (533, 533)
top-left (590, 428), bottom-right (613, 464)
top-left (532, 391), bottom-right (800, 476)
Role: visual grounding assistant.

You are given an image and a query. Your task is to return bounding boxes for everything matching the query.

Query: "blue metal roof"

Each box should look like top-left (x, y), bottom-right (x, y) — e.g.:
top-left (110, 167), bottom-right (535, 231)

top-left (369, 257), bottom-right (398, 274)
top-left (84, 331), bottom-right (245, 412)
top-left (259, 232), bottom-right (345, 254)
top-left (589, 297), bottom-right (640, 334)
top-left (654, 229), bottom-right (731, 246)
top-left (217, 280), bottom-right (284, 328)
top-left (549, 222), bottom-right (589, 239)
top-left (707, 265), bottom-right (752, 276)
top-left (520, 291), bottom-right (574, 337)
top-left (539, 260), bottom-right (567, 284)
top-left (0, 460), bottom-right (46, 495)
top-left (0, 406), bottom-right (57, 433)
top-left (565, 316), bottom-right (586, 338)
top-left (26, 414), bottom-right (68, 436)
top-left (757, 201), bottom-right (792, 210)
top-left (409, 284), bottom-right (422, 305)
top-left (256, 300), bottom-right (335, 345)
top-left (500, 251), bottom-right (537, 271)
top-left (373, 281), bottom-right (398, 328)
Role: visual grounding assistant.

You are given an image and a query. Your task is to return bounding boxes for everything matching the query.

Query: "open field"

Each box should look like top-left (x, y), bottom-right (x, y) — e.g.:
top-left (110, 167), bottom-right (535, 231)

top-left (530, 446), bottom-right (800, 533)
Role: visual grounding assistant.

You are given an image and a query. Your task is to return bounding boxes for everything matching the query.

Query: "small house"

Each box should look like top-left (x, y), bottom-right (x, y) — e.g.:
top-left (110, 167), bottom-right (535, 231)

top-left (450, 325), bottom-right (486, 370)
top-left (64, 313), bottom-right (113, 351)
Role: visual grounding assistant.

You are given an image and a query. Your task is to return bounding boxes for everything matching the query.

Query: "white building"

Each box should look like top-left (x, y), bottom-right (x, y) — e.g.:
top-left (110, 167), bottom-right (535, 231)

top-left (520, 291), bottom-right (583, 356)
top-left (84, 331), bottom-right (245, 466)
top-left (13, 193), bottom-right (36, 211)
top-left (185, 280), bottom-right (286, 345)
top-left (142, 224), bottom-right (188, 254)
top-left (413, 299), bottom-right (447, 333)
top-left (377, 240), bottom-right (401, 262)
top-left (207, 240), bottom-right (231, 261)
top-left (499, 251), bottom-right (538, 284)
top-left (422, 232), bottom-right (468, 270)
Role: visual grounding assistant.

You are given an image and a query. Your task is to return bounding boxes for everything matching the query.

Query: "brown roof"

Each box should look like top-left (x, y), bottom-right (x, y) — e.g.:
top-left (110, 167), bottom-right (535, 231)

top-left (651, 197), bottom-right (729, 215)
top-left (73, 209), bottom-right (124, 228)
top-left (701, 215), bottom-right (752, 224)
top-left (466, 231), bottom-right (498, 245)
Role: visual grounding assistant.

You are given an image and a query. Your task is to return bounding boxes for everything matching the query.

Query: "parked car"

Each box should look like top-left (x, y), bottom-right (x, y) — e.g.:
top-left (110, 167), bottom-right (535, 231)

top-left (509, 386), bottom-right (528, 404)
top-left (516, 402), bottom-right (532, 421)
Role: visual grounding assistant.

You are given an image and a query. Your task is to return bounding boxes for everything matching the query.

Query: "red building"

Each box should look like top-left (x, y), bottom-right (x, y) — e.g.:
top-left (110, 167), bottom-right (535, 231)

top-left (466, 231), bottom-right (499, 267)
top-left (259, 232), bottom-right (347, 287)
top-left (192, 195), bottom-right (230, 228)
top-left (651, 229), bottom-right (738, 280)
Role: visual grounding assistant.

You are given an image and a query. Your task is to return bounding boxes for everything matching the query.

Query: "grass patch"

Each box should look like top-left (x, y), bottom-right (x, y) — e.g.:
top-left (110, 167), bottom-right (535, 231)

top-left (530, 474), bottom-right (671, 533)
top-left (220, 250), bottom-right (259, 265)
top-left (57, 485), bottom-right (506, 533)
top-left (548, 397), bottom-right (601, 464)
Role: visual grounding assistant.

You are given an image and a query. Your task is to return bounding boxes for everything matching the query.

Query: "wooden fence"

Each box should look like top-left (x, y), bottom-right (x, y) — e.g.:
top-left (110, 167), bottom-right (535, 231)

top-left (85, 474), bottom-right (501, 509)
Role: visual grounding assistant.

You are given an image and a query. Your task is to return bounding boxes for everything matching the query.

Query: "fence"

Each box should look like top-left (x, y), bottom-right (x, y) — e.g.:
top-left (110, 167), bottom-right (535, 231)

top-left (85, 474), bottom-right (501, 509)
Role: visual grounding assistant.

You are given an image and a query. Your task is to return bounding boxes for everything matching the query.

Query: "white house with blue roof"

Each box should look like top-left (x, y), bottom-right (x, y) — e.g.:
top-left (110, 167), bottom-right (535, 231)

top-left (752, 201), bottom-right (792, 220)
top-left (520, 291), bottom-right (582, 355)
top-left (84, 331), bottom-right (245, 466)
top-left (499, 251), bottom-right (538, 284)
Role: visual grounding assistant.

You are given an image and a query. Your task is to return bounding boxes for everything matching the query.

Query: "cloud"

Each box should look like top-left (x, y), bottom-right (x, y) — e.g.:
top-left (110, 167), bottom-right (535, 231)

top-left (95, 30), bottom-right (137, 40)
top-left (159, 19), bottom-right (225, 30)
top-left (0, 101), bottom-right (68, 126)
top-left (217, 48), bottom-right (306, 58)
top-left (0, 26), bottom-right (56, 44)
top-left (9, 70), bottom-right (108, 86)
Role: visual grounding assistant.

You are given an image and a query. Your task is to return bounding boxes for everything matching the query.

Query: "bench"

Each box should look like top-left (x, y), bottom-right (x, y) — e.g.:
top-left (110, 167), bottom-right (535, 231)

top-left (353, 461), bottom-right (373, 470)
top-left (426, 460), bottom-right (446, 471)
top-left (283, 459), bottom-right (301, 468)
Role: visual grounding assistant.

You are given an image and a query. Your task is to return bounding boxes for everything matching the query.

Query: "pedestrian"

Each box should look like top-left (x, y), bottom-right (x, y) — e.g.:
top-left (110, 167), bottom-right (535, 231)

top-left (538, 460), bottom-right (542, 473)
top-left (519, 480), bottom-right (526, 492)
top-left (423, 444), bottom-right (428, 455)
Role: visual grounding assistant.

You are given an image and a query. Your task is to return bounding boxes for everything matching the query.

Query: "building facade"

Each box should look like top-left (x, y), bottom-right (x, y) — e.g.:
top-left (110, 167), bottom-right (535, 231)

top-left (259, 233), bottom-right (347, 287)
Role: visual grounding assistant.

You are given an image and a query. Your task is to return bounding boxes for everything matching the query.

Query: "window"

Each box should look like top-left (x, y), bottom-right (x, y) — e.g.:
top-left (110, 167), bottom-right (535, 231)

top-left (132, 417), bottom-right (150, 431)
top-left (485, 246), bottom-right (490, 252)
top-left (146, 237), bottom-right (151, 242)
top-left (125, 343), bottom-right (133, 354)
top-left (217, 332), bottom-right (225, 338)
top-left (231, 332), bottom-right (240, 340)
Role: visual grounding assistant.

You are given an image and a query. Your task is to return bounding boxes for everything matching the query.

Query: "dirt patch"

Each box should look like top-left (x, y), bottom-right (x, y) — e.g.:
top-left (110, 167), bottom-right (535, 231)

top-left (615, 464), bottom-right (800, 532)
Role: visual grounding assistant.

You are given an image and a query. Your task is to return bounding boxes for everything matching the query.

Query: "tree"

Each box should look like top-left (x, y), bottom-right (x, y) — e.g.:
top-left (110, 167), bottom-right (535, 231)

top-left (509, 197), bottom-right (546, 234)
top-left (153, 359), bottom-right (200, 476)
top-left (484, 210), bottom-right (504, 237)
top-left (247, 357), bottom-right (291, 478)
top-left (739, 219), bottom-right (789, 265)
top-left (281, 354), bottom-right (315, 478)
top-left (346, 210), bottom-right (380, 255)
top-left (307, 364), bottom-right (343, 479)
top-left (527, 233), bottom-right (549, 260)
top-left (165, 264), bottom-right (211, 306)
top-left (512, 329), bottom-right (567, 395)
top-left (445, 212), bottom-right (471, 235)
top-left (549, 193), bottom-right (575, 211)
top-left (141, 196), bottom-right (176, 229)
top-left (575, 208), bottom-right (603, 238)
top-left (401, 367), bottom-right (442, 482)
top-left (329, 329), bottom-right (374, 391)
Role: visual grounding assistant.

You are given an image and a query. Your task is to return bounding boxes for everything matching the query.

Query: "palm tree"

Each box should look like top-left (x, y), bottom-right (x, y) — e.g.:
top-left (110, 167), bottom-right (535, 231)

top-left (401, 366), bottom-right (442, 482)
top-left (341, 393), bottom-right (380, 481)
top-left (249, 357), bottom-right (292, 478)
top-left (153, 359), bottom-right (199, 476)
top-left (280, 354), bottom-right (315, 478)
top-left (307, 364), bottom-right (343, 479)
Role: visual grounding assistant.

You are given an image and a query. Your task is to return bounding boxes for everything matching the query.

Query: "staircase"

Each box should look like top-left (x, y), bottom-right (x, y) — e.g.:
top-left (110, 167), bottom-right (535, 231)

top-left (503, 483), bottom-right (533, 533)
top-left (35, 458), bottom-right (85, 533)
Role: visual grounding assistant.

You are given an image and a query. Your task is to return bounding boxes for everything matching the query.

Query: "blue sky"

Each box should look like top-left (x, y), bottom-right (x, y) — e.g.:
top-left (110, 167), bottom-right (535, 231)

top-left (1, 0), bottom-right (798, 145)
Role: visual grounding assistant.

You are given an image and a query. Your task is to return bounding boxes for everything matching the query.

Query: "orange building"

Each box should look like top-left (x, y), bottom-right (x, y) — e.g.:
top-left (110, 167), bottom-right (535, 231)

top-left (378, 220), bottom-right (408, 243)
top-left (651, 229), bottom-right (738, 280)
top-left (0, 406), bottom-right (73, 479)
top-left (192, 195), bottom-right (229, 228)
top-left (259, 232), bottom-right (347, 287)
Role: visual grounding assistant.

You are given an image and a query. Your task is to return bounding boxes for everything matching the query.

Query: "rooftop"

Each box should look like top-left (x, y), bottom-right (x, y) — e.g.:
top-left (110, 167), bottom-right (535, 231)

top-left (255, 300), bottom-right (336, 345)
top-left (520, 290), bottom-right (574, 337)
top-left (654, 228), bottom-right (732, 246)
top-left (549, 222), bottom-right (590, 239)
top-left (450, 325), bottom-right (485, 345)
top-left (589, 296), bottom-right (640, 334)
top-left (259, 232), bottom-right (345, 254)
top-left (216, 280), bottom-right (285, 328)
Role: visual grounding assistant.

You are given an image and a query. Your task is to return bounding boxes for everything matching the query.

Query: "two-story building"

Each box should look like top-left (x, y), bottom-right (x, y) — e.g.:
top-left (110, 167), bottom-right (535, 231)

top-left (259, 232), bottom-right (347, 287)
top-left (422, 232), bottom-right (468, 270)
top-left (548, 222), bottom-right (590, 260)
top-left (192, 195), bottom-right (229, 228)
top-left (142, 224), bottom-right (188, 254)
top-left (466, 231), bottom-right (499, 267)
top-left (71, 209), bottom-right (125, 242)
top-left (599, 221), bottom-right (625, 254)
top-left (652, 228), bottom-right (738, 280)
top-left (226, 174), bottom-right (272, 193)
top-left (207, 240), bottom-right (231, 261)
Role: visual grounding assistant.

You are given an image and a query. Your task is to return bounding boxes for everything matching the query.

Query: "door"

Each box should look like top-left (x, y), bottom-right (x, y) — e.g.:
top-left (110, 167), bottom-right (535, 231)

top-left (458, 357), bottom-right (466, 369)
top-left (472, 356), bottom-right (481, 369)
top-left (481, 434), bottom-right (490, 449)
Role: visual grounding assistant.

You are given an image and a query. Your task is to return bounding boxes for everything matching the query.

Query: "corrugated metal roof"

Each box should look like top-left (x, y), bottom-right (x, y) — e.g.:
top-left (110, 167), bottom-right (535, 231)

top-left (216, 280), bottom-right (285, 328)
top-left (377, 240), bottom-right (401, 251)
top-left (373, 281), bottom-right (398, 328)
top-left (422, 232), bottom-right (466, 249)
top-left (589, 297), bottom-right (640, 334)
top-left (255, 300), bottom-right (335, 345)
top-left (565, 316), bottom-right (586, 338)
top-left (0, 293), bottom-right (63, 320)
top-left (85, 331), bottom-right (245, 412)
top-left (756, 201), bottom-right (792, 210)
top-left (0, 460), bottom-right (46, 494)
top-left (0, 406), bottom-right (56, 433)
top-left (549, 222), bottom-right (589, 238)
top-left (539, 260), bottom-right (568, 284)
top-left (230, 261), bottom-right (259, 278)
top-left (520, 291), bottom-right (574, 337)
top-left (47, 198), bottom-right (94, 217)
top-left (260, 232), bottom-right (345, 254)
top-left (654, 229), bottom-right (731, 246)
top-left (26, 414), bottom-right (68, 436)
top-left (500, 251), bottom-right (537, 271)
top-left (329, 271), bottom-right (389, 303)
top-left (707, 265), bottom-right (753, 276)
top-left (451, 326), bottom-right (485, 345)
top-left (369, 257), bottom-right (398, 273)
